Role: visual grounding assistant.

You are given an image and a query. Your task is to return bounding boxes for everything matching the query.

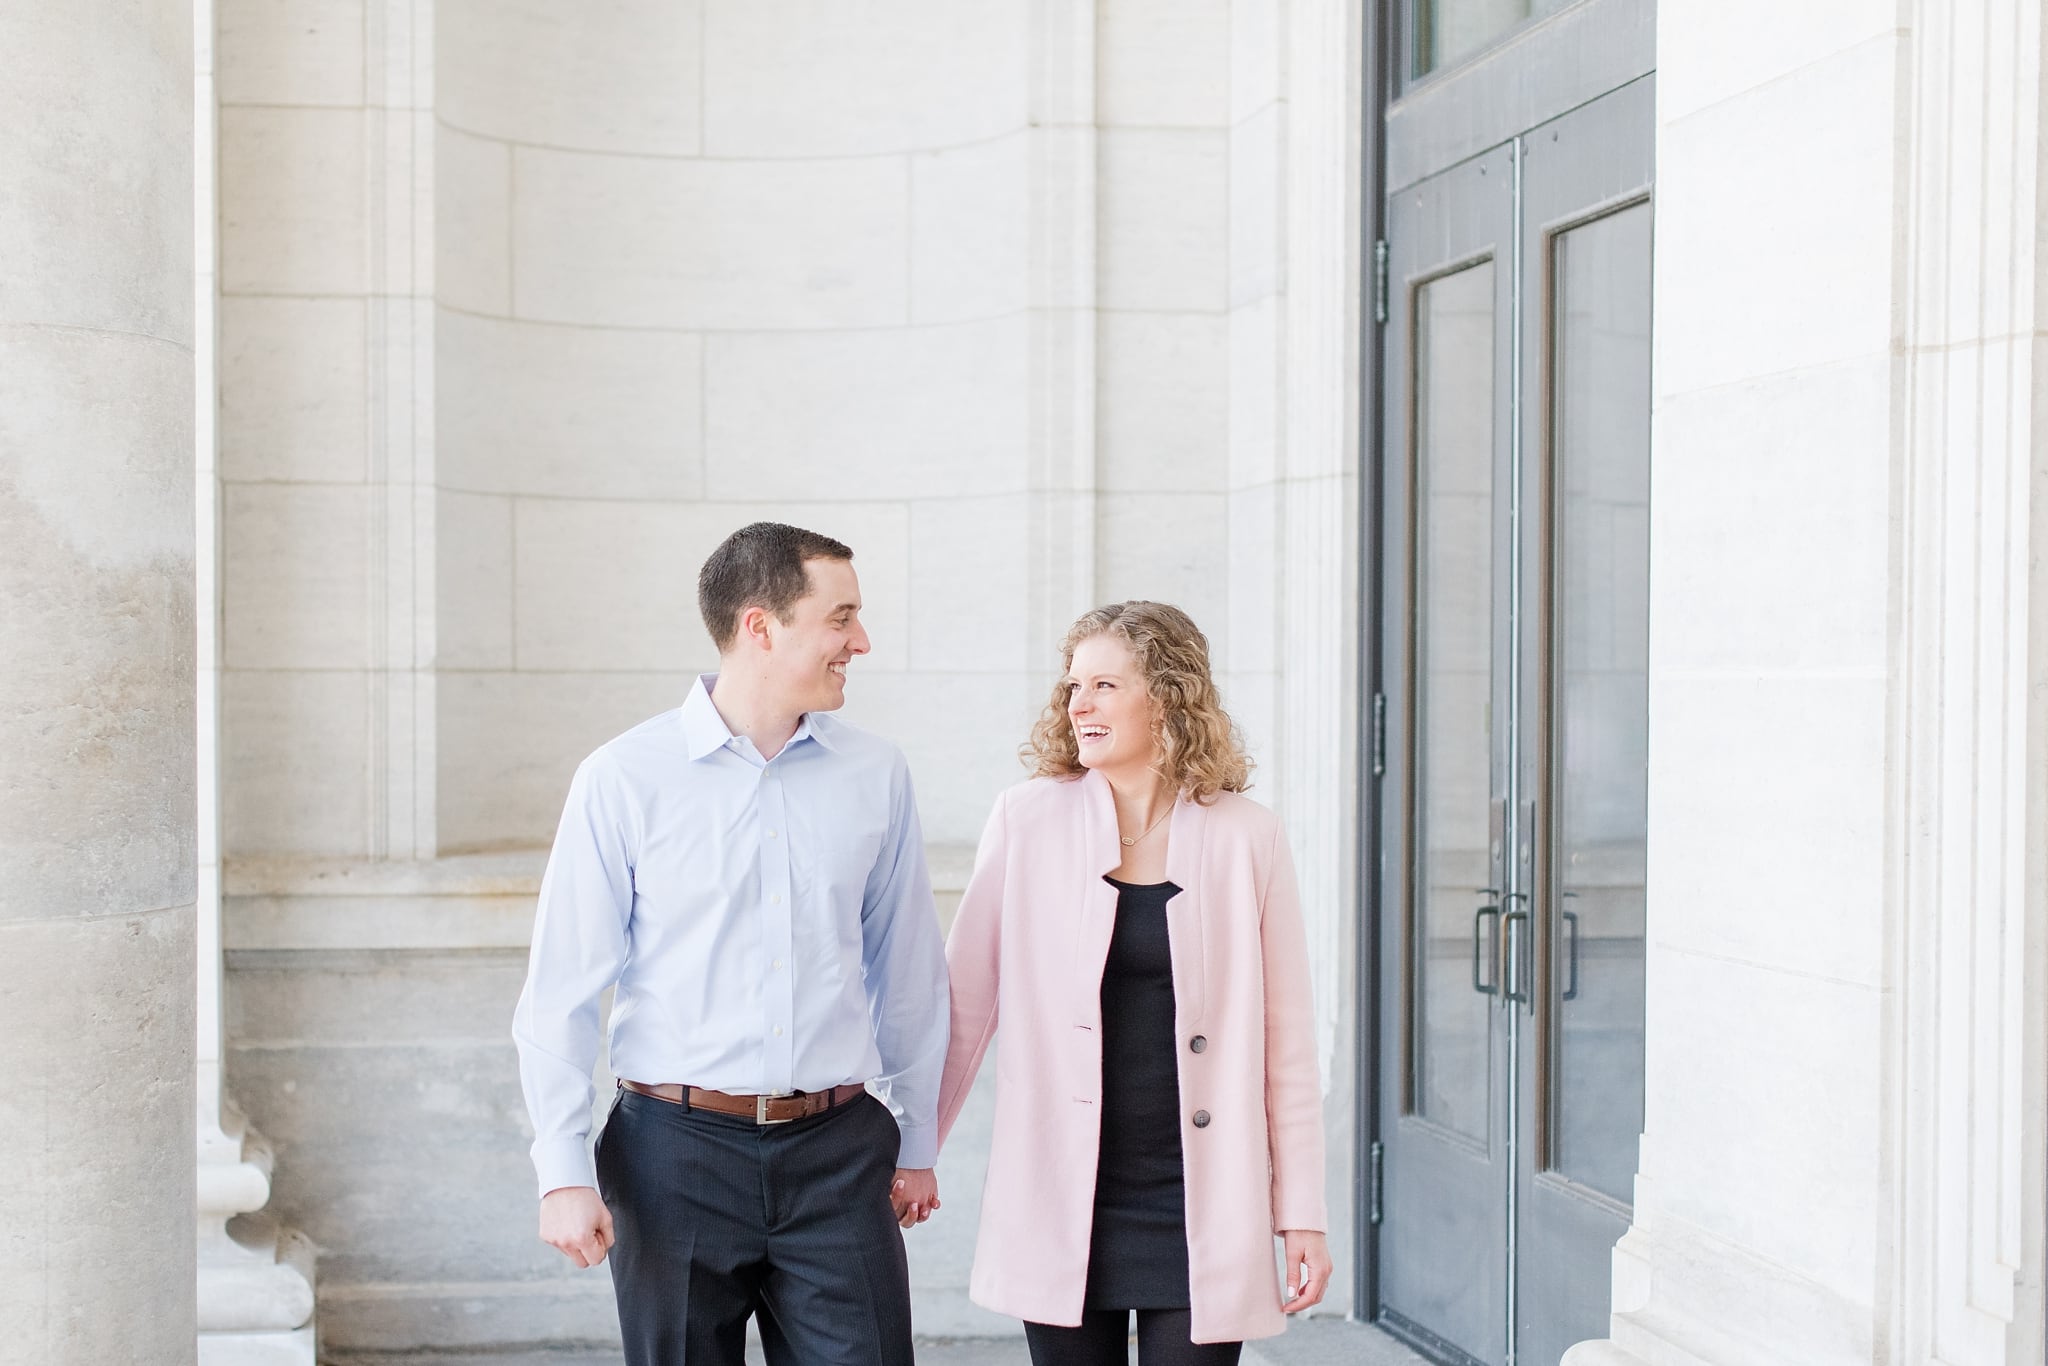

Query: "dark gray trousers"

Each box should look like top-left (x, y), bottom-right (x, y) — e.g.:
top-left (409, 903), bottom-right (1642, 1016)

top-left (595, 1086), bottom-right (913, 1366)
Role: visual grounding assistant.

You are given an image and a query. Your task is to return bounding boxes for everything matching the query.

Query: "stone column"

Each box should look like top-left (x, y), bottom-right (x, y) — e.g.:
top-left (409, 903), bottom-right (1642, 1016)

top-left (1563, 3), bottom-right (2048, 1364)
top-left (0, 4), bottom-right (197, 1366)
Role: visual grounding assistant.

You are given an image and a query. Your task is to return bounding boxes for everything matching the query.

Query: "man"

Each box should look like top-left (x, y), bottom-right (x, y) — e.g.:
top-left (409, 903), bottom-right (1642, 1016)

top-left (512, 522), bottom-right (948, 1366)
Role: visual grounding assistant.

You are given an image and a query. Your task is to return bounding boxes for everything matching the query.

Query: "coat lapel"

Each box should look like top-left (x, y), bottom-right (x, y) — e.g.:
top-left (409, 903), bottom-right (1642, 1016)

top-left (1163, 792), bottom-right (1208, 1026)
top-left (1073, 773), bottom-right (1209, 1028)
top-left (1072, 770), bottom-right (1126, 1029)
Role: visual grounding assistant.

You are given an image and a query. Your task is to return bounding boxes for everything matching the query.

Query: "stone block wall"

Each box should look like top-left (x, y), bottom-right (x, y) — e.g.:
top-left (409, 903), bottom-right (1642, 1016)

top-left (429, 0), bottom-right (1045, 854)
top-left (211, 0), bottom-right (1365, 1350)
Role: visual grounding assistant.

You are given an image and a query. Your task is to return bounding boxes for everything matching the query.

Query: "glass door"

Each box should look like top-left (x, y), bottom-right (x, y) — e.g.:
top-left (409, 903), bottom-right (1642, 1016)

top-left (1373, 77), bottom-right (1653, 1366)
top-left (1375, 141), bottom-right (1517, 1366)
top-left (1512, 77), bottom-right (1652, 1366)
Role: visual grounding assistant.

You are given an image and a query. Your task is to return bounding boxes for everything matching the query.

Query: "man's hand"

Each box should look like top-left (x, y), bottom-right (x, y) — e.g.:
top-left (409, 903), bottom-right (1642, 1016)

top-left (1280, 1229), bottom-right (1332, 1313)
top-left (891, 1168), bottom-right (940, 1228)
top-left (540, 1185), bottom-right (615, 1268)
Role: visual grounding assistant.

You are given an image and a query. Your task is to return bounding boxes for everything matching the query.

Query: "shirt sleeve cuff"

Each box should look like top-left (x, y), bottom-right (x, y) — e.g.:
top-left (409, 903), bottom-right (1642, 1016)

top-left (532, 1134), bottom-right (597, 1198)
top-left (893, 1119), bottom-right (938, 1170)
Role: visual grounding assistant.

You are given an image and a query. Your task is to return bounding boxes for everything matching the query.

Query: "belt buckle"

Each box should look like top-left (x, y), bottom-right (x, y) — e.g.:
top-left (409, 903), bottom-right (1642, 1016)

top-left (755, 1091), bottom-right (796, 1125)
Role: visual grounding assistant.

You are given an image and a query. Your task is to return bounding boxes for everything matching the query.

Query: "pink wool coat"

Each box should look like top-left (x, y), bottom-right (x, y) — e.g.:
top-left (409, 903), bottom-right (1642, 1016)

top-left (934, 770), bottom-right (1327, 1344)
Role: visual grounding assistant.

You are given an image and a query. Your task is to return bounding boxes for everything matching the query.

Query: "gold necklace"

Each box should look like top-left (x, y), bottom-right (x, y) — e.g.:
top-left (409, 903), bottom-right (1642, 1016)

top-left (1119, 804), bottom-right (1172, 848)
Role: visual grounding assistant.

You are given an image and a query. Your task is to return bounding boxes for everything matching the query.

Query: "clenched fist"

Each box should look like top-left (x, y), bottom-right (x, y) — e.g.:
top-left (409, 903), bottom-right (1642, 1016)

top-left (540, 1185), bottom-right (615, 1268)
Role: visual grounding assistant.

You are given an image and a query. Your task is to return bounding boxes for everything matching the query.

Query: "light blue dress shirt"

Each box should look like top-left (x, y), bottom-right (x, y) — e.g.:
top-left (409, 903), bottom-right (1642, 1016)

top-left (512, 675), bottom-right (951, 1196)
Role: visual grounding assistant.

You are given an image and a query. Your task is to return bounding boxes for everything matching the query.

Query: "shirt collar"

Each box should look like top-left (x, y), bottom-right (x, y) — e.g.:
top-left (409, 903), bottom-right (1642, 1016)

top-left (679, 674), bottom-right (835, 761)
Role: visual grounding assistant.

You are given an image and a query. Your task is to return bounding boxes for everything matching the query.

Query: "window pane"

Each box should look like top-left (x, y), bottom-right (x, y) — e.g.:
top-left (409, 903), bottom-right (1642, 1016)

top-left (1547, 202), bottom-right (1651, 1204)
top-left (1415, 0), bottom-right (1577, 77)
top-left (1410, 259), bottom-right (1496, 1144)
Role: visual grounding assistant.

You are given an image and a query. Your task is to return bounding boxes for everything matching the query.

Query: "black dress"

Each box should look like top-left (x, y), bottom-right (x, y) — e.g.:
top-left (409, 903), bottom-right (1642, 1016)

top-left (1083, 876), bottom-right (1189, 1310)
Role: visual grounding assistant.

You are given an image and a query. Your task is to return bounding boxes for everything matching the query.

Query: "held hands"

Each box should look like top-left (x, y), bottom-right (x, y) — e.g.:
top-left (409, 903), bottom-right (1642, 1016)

top-left (891, 1167), bottom-right (940, 1228)
top-left (539, 1185), bottom-right (615, 1268)
top-left (1280, 1229), bottom-right (1332, 1314)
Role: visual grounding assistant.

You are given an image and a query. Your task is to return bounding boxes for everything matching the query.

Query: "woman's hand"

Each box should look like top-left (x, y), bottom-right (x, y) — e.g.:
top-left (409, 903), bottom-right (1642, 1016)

top-left (1279, 1229), bottom-right (1332, 1313)
top-left (891, 1167), bottom-right (940, 1228)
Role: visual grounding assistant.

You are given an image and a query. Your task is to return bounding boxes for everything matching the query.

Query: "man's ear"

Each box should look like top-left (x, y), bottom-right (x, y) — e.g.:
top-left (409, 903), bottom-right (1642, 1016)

top-left (737, 603), bottom-right (776, 652)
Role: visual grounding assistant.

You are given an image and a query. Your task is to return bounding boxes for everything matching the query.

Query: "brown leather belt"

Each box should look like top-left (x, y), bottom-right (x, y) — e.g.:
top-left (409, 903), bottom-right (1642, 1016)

top-left (620, 1078), bottom-right (867, 1125)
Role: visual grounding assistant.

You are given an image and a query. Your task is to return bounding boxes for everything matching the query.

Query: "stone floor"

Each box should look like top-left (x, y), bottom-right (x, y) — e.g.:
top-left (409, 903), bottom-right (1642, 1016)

top-left (326, 1319), bottom-right (1428, 1366)
top-left (329, 1344), bottom-right (1028, 1366)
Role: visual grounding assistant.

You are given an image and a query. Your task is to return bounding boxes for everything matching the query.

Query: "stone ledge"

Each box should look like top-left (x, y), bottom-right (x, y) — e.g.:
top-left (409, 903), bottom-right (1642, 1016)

top-left (225, 845), bottom-right (977, 898)
top-left (316, 1280), bottom-right (619, 1354)
top-left (224, 893), bottom-right (541, 953)
top-left (225, 853), bottom-right (550, 900)
top-left (223, 844), bottom-right (978, 952)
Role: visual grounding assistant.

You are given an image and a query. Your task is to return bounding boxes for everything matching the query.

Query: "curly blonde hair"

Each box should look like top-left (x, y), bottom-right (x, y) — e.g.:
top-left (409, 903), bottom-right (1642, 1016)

top-left (1024, 601), bottom-right (1253, 802)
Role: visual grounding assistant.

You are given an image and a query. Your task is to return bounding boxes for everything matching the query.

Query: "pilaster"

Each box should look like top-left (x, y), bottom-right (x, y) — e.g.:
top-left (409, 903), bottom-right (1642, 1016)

top-left (366, 0), bottom-right (438, 860)
top-left (1276, 0), bottom-right (1364, 1081)
top-left (1274, 0), bottom-right (1364, 1317)
top-left (1026, 0), bottom-right (1098, 658)
top-left (195, 3), bottom-right (316, 1360)
top-left (1884, 0), bottom-right (2048, 1360)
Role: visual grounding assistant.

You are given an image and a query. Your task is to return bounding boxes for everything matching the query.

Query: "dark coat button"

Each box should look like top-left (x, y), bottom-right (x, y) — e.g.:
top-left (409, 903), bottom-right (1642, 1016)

top-left (1192, 1110), bottom-right (1211, 1128)
top-left (1189, 1035), bottom-right (1207, 1053)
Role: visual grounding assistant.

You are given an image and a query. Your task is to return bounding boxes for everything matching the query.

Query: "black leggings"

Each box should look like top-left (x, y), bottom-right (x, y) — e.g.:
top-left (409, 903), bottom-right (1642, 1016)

top-left (1023, 1310), bottom-right (1242, 1366)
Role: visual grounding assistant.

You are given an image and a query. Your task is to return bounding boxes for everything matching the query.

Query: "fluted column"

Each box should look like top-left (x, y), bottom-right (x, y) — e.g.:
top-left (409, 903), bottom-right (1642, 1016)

top-left (1564, 3), bottom-right (2048, 1363)
top-left (0, 3), bottom-right (197, 1364)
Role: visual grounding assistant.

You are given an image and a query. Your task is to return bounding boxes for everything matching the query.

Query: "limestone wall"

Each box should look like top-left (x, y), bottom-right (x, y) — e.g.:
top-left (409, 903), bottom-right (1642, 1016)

top-left (430, 0), bottom-right (1043, 853)
top-left (212, 0), bottom-right (1363, 1351)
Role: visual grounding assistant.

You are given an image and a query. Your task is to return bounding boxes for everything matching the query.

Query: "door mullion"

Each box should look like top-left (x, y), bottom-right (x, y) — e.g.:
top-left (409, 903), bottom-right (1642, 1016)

top-left (1502, 130), bottom-right (1528, 1366)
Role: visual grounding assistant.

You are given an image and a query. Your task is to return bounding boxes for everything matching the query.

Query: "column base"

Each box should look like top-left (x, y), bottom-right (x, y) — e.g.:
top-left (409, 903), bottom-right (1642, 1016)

top-left (1562, 1345), bottom-right (1653, 1366)
top-left (199, 1214), bottom-right (317, 1334)
top-left (1558, 1192), bottom-right (1871, 1366)
top-left (198, 1106), bottom-right (318, 1355)
top-left (197, 1325), bottom-right (316, 1366)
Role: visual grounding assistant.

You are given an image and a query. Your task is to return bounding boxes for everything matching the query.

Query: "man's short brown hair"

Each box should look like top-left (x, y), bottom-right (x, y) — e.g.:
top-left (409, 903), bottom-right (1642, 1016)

top-left (697, 522), bottom-right (854, 652)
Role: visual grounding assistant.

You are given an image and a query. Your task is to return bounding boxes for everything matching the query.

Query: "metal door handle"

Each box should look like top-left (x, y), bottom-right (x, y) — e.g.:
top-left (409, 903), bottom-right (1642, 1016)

top-left (1502, 900), bottom-right (1531, 1004)
top-left (1472, 905), bottom-right (1501, 995)
top-left (1561, 908), bottom-right (1581, 1002)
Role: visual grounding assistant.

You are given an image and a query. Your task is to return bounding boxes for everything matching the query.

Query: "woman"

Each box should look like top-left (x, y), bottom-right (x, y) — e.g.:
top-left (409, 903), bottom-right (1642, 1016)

top-left (935, 602), bottom-right (1332, 1365)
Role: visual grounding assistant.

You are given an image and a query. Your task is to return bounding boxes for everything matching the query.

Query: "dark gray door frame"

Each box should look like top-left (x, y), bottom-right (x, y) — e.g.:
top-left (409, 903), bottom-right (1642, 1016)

top-left (1359, 2), bottom-right (1657, 1359)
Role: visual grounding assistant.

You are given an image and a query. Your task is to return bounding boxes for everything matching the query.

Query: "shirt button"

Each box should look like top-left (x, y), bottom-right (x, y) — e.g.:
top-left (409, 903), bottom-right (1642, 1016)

top-left (774, 1026), bottom-right (784, 1037)
top-left (1192, 1110), bottom-right (1211, 1129)
top-left (1189, 1035), bottom-right (1207, 1054)
top-left (770, 893), bottom-right (781, 904)
top-left (772, 959), bottom-right (783, 970)
top-left (767, 830), bottom-right (778, 839)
